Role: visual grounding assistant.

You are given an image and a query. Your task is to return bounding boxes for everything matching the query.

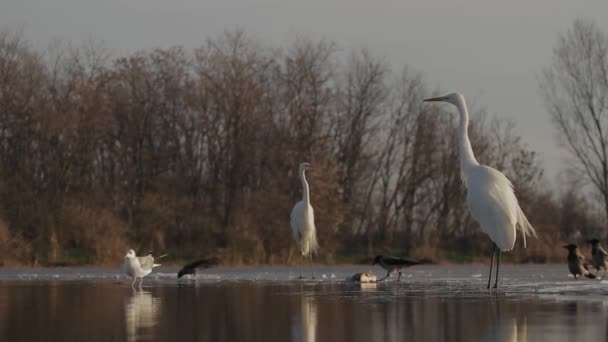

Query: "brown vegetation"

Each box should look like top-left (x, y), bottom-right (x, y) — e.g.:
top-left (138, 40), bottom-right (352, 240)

top-left (0, 28), bottom-right (602, 266)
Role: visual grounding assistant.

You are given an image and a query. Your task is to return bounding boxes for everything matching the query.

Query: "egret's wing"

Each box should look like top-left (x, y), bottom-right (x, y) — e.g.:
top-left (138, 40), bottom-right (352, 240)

top-left (290, 201), bottom-right (304, 242)
top-left (138, 255), bottom-right (156, 271)
top-left (466, 166), bottom-right (518, 251)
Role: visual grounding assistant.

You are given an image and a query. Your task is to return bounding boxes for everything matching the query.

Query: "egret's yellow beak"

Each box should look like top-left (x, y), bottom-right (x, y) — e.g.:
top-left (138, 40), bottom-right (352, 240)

top-left (423, 96), bottom-right (447, 102)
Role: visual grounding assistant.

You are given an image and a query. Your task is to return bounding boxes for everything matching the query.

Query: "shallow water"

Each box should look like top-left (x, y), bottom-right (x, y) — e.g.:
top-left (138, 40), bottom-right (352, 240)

top-left (0, 265), bottom-right (607, 341)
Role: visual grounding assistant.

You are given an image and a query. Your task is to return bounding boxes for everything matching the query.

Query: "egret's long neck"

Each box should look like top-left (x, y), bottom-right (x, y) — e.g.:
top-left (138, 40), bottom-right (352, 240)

top-left (300, 169), bottom-right (310, 204)
top-left (455, 98), bottom-right (479, 172)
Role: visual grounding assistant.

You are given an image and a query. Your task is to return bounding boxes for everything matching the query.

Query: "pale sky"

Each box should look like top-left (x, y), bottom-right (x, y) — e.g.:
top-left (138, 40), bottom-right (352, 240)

top-left (3, 0), bottom-right (608, 185)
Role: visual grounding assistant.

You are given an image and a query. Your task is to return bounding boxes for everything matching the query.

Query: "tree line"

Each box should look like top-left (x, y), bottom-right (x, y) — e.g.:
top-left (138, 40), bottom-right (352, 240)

top-left (0, 27), bottom-right (603, 265)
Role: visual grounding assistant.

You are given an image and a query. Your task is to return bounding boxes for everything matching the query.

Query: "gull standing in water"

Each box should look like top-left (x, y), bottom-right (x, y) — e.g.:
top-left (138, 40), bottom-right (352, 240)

top-left (123, 249), bottom-right (165, 287)
top-left (290, 162), bottom-right (319, 279)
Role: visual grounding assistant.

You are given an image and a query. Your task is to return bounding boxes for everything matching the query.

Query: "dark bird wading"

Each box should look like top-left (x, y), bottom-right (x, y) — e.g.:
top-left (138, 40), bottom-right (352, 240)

top-left (372, 255), bottom-right (423, 281)
top-left (177, 257), bottom-right (220, 278)
top-left (563, 244), bottom-right (596, 279)
top-left (587, 238), bottom-right (608, 277)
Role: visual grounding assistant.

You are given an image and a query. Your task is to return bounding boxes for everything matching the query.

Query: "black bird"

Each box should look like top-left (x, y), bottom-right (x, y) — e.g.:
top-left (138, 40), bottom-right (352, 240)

top-left (587, 238), bottom-right (608, 277)
top-left (372, 255), bottom-right (422, 281)
top-left (177, 257), bottom-right (220, 278)
top-left (563, 244), bottom-right (595, 279)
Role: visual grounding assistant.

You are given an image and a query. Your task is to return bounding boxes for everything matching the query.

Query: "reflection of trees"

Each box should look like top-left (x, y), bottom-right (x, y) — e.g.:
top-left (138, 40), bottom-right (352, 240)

top-left (124, 289), bottom-right (161, 342)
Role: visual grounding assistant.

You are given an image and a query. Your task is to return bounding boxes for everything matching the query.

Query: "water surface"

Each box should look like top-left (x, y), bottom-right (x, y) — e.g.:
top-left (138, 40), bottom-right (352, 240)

top-left (0, 265), bottom-right (606, 341)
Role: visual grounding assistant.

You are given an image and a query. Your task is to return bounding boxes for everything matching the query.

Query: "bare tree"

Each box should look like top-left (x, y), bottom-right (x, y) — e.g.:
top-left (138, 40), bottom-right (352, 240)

top-left (540, 18), bottom-right (608, 219)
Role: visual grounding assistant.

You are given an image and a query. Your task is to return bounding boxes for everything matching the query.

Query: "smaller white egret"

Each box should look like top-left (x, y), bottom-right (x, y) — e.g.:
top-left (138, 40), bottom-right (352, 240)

top-left (123, 249), bottom-right (165, 287)
top-left (290, 162), bottom-right (319, 279)
top-left (423, 93), bottom-right (536, 288)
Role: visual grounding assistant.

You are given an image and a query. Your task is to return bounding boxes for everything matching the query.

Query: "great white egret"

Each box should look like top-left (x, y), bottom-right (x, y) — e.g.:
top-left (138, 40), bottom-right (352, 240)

top-left (372, 255), bottom-right (422, 281)
top-left (563, 244), bottom-right (596, 279)
top-left (123, 249), bottom-right (165, 287)
top-left (423, 93), bottom-right (536, 288)
top-left (587, 238), bottom-right (608, 277)
top-left (290, 162), bottom-right (319, 279)
top-left (177, 257), bottom-right (220, 278)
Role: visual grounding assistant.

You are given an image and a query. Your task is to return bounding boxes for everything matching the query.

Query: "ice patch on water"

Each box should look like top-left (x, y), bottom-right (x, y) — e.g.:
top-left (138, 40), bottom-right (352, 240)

top-left (1, 264), bottom-right (607, 299)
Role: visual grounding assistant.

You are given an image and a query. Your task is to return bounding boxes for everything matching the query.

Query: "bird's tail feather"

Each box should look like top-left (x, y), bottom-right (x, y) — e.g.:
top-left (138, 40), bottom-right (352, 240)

top-left (301, 232), bottom-right (319, 256)
top-left (153, 263), bottom-right (162, 268)
top-left (516, 205), bottom-right (536, 248)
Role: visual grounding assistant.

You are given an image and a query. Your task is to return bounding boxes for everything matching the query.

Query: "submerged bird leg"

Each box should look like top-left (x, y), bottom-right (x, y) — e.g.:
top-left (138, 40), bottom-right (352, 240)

top-left (487, 245), bottom-right (496, 289)
top-left (139, 277), bottom-right (144, 288)
top-left (397, 272), bottom-right (402, 281)
top-left (493, 250), bottom-right (502, 289)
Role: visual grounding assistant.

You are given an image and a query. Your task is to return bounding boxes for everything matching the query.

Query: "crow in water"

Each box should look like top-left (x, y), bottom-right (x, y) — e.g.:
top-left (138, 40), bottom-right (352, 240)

top-left (563, 244), bottom-right (596, 279)
top-left (372, 255), bottom-right (424, 281)
top-left (587, 238), bottom-right (608, 277)
top-left (177, 257), bottom-right (220, 278)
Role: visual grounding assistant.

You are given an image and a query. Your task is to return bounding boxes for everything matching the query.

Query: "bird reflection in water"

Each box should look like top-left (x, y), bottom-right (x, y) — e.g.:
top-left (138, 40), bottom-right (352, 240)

top-left (124, 288), bottom-right (161, 342)
top-left (293, 286), bottom-right (318, 342)
top-left (484, 317), bottom-right (527, 342)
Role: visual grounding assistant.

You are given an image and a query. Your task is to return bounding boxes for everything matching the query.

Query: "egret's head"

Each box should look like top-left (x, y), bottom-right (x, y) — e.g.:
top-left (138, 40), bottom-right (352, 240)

top-left (372, 255), bottom-right (383, 265)
top-left (587, 238), bottom-right (600, 246)
top-left (423, 92), bottom-right (464, 106)
top-left (299, 162), bottom-right (312, 173)
top-left (124, 249), bottom-right (136, 259)
top-left (562, 243), bottom-right (577, 251)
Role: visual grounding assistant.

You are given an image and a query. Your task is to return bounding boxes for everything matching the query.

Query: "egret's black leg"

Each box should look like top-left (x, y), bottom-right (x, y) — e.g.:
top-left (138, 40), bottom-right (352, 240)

top-left (493, 250), bottom-right (502, 289)
top-left (298, 254), bottom-right (304, 279)
top-left (309, 254), bottom-right (315, 279)
top-left (398, 272), bottom-right (402, 281)
top-left (487, 245), bottom-right (496, 289)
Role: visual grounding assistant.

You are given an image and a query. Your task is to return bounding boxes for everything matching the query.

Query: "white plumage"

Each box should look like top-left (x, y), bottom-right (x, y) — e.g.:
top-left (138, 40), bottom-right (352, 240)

top-left (424, 93), bottom-right (536, 288)
top-left (291, 202), bottom-right (318, 256)
top-left (290, 162), bottom-right (319, 279)
top-left (123, 249), bottom-right (163, 287)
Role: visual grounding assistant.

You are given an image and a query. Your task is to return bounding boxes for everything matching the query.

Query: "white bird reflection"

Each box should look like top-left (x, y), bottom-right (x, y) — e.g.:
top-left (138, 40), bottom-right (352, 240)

top-left (124, 288), bottom-right (161, 342)
top-left (481, 315), bottom-right (527, 342)
top-left (293, 287), bottom-right (318, 342)
top-left (496, 318), bottom-right (526, 342)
